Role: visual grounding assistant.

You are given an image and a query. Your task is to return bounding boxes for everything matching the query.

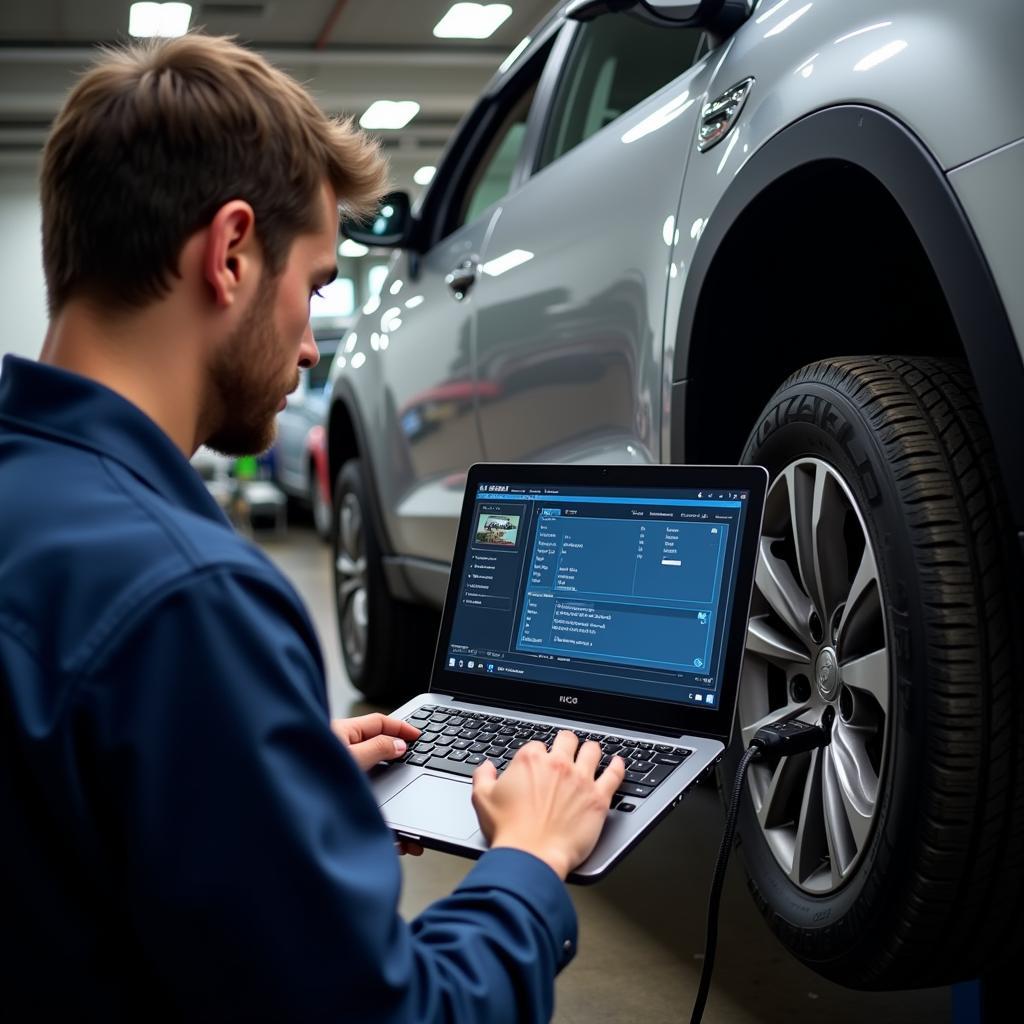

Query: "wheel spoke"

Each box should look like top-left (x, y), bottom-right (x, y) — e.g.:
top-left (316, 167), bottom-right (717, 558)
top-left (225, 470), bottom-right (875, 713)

top-left (790, 748), bottom-right (827, 885)
top-left (837, 544), bottom-right (879, 649)
top-left (747, 615), bottom-right (811, 665)
top-left (784, 463), bottom-right (822, 616)
top-left (822, 743), bottom-right (870, 879)
top-left (757, 752), bottom-right (808, 830)
top-left (755, 537), bottom-right (813, 645)
top-left (840, 648), bottom-right (889, 711)
top-left (811, 470), bottom-right (851, 624)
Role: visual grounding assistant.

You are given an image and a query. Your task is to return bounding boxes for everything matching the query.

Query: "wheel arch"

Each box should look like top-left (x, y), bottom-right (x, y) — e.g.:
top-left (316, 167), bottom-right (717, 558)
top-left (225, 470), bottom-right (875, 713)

top-left (672, 104), bottom-right (1024, 547)
top-left (326, 383), bottom-right (394, 556)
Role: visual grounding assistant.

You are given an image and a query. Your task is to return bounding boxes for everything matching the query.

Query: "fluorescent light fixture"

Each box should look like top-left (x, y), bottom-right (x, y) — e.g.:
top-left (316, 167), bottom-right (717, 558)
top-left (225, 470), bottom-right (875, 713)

top-left (338, 238), bottom-right (369, 258)
top-left (853, 39), bottom-right (908, 72)
top-left (129, 2), bottom-right (192, 38)
top-left (405, 295), bottom-right (425, 309)
top-left (662, 216), bottom-right (675, 247)
top-left (344, 333), bottom-right (358, 353)
top-left (413, 165), bottom-right (436, 186)
top-left (389, 279), bottom-right (403, 295)
top-left (499, 35), bottom-right (531, 73)
top-left (434, 3), bottom-right (512, 40)
top-left (479, 249), bottom-right (533, 277)
top-left (367, 265), bottom-right (389, 299)
top-left (362, 295), bottom-right (381, 316)
top-left (359, 100), bottom-right (420, 130)
top-left (350, 352), bottom-right (366, 369)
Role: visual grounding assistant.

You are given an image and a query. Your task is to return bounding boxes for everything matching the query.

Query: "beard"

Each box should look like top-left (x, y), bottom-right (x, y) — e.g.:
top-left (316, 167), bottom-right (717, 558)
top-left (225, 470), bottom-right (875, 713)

top-left (204, 276), bottom-right (299, 457)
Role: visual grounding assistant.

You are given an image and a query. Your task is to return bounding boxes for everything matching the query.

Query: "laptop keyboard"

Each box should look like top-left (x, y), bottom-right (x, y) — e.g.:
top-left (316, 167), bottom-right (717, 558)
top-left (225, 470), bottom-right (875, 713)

top-left (402, 705), bottom-right (692, 812)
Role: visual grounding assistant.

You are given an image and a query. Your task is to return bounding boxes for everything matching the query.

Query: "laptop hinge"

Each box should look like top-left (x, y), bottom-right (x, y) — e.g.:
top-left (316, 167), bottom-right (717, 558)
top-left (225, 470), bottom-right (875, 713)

top-left (429, 690), bottom-right (726, 742)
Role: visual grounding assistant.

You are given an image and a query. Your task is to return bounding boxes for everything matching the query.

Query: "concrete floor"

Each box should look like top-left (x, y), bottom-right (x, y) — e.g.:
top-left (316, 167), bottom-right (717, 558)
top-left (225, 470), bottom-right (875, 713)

top-left (257, 524), bottom-right (952, 1024)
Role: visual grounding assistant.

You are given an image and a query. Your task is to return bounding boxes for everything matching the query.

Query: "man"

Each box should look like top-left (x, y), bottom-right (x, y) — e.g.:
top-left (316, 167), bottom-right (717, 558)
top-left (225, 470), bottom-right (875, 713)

top-left (0, 34), bottom-right (625, 1022)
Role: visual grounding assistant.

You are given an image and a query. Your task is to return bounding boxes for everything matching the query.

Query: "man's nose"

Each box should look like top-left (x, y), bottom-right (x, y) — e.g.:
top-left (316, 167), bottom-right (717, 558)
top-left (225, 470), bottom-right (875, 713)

top-left (298, 323), bottom-right (320, 370)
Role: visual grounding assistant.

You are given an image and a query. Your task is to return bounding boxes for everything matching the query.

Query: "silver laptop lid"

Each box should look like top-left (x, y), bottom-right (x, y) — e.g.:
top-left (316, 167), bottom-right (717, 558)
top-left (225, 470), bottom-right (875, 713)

top-left (429, 463), bottom-right (767, 743)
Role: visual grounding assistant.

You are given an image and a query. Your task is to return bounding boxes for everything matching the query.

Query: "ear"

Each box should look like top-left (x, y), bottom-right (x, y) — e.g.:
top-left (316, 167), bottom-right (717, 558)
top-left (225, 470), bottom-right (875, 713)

top-left (202, 200), bottom-right (258, 309)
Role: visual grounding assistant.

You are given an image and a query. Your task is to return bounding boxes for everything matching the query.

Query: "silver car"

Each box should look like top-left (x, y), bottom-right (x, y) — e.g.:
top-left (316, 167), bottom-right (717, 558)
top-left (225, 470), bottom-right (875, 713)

top-left (327, 0), bottom-right (1024, 993)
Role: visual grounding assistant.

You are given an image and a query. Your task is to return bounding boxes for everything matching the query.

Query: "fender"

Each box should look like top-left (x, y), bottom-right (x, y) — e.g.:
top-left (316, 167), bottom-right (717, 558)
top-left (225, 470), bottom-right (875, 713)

top-left (672, 104), bottom-right (1024, 545)
top-left (326, 379), bottom-right (395, 557)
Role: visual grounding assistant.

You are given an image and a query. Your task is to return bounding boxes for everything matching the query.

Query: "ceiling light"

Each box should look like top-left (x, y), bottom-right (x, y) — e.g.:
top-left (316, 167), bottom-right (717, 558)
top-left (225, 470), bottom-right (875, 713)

top-left (434, 3), bottom-right (512, 40)
top-left (339, 238), bottom-right (369, 258)
top-left (129, 2), bottom-right (192, 38)
top-left (413, 165), bottom-right (436, 186)
top-left (359, 100), bottom-right (420, 130)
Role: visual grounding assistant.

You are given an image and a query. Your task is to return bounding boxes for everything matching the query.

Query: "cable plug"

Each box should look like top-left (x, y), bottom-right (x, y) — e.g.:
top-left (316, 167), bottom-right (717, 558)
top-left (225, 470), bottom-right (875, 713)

top-left (750, 718), bottom-right (831, 760)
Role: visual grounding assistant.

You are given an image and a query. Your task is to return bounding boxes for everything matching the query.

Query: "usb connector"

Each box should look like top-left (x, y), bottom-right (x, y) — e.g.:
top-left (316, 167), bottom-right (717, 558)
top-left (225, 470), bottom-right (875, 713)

top-left (750, 718), bottom-right (831, 759)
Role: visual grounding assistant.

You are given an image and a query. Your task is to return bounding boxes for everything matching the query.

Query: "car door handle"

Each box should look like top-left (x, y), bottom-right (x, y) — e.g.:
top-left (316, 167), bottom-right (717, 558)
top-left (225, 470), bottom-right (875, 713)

top-left (445, 258), bottom-right (478, 300)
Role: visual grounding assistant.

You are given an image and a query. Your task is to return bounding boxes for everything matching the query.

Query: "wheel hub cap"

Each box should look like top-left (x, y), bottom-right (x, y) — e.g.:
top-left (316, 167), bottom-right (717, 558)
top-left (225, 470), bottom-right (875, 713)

top-left (815, 647), bottom-right (839, 702)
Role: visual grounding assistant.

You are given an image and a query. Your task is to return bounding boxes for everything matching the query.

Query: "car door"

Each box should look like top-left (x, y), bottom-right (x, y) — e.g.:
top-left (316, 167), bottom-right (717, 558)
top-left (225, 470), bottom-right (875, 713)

top-left (472, 12), bottom-right (714, 467)
top-left (359, 33), bottom-right (560, 563)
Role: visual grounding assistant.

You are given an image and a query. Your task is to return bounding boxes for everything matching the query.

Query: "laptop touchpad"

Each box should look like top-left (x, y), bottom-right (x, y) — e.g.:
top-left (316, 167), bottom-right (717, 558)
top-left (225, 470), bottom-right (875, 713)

top-left (382, 775), bottom-right (481, 839)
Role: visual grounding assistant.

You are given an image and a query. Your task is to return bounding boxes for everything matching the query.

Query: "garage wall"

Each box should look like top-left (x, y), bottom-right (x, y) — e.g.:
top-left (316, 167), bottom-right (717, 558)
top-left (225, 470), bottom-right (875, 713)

top-left (0, 166), bottom-right (48, 366)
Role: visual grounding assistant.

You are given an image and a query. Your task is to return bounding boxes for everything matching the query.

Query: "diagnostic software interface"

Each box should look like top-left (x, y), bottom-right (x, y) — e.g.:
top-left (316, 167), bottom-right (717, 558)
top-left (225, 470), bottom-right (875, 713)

top-left (445, 481), bottom-right (751, 709)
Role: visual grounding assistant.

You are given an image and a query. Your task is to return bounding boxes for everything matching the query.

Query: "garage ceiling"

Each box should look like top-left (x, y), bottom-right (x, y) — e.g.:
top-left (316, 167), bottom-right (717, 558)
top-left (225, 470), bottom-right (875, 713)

top-left (0, 0), bottom-right (555, 189)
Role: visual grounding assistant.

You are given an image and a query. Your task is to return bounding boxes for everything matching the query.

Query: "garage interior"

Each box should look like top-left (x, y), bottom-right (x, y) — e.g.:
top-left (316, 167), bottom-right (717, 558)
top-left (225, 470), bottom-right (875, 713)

top-left (2, 2), bottom-right (1019, 1021)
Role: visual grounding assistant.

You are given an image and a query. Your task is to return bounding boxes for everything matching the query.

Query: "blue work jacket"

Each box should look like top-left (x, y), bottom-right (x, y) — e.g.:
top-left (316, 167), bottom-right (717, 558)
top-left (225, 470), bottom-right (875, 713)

top-left (0, 355), bottom-right (576, 1022)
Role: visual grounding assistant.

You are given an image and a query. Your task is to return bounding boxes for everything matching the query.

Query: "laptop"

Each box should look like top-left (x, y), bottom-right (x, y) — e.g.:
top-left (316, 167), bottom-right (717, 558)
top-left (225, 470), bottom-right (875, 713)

top-left (370, 462), bottom-right (767, 882)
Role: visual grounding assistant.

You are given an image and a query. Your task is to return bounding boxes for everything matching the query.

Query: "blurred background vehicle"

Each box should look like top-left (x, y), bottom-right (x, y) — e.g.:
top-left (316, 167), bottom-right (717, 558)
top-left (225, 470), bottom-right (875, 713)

top-left (273, 326), bottom-right (343, 539)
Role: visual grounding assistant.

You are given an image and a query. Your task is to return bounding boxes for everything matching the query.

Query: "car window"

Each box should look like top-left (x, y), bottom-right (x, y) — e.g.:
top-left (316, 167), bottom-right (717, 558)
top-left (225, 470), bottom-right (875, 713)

top-left (456, 39), bottom-right (552, 228)
top-left (538, 17), bottom-right (704, 170)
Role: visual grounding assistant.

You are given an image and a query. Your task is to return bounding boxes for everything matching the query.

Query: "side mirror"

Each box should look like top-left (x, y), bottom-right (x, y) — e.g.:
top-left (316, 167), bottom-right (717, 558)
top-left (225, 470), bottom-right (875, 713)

top-left (341, 191), bottom-right (413, 249)
top-left (567, 0), bottom-right (752, 32)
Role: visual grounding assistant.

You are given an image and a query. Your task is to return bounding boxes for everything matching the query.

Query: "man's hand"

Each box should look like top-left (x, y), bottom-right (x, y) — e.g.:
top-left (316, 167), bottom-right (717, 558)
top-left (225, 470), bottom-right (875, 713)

top-left (331, 713), bottom-right (424, 857)
top-left (471, 731), bottom-right (626, 880)
top-left (331, 713), bottom-right (420, 771)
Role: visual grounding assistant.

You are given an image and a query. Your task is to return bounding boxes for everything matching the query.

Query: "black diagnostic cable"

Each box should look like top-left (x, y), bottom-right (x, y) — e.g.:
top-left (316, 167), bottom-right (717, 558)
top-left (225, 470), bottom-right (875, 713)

top-left (689, 718), bottom-right (832, 1024)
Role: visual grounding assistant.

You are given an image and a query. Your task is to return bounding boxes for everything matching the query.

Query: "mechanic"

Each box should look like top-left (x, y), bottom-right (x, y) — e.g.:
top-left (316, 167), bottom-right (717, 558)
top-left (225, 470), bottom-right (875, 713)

top-left (0, 34), bottom-right (625, 1021)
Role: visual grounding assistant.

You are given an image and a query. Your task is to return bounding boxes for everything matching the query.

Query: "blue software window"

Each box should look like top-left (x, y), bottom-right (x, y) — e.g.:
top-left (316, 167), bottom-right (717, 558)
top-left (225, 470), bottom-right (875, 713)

top-left (447, 484), bottom-right (748, 708)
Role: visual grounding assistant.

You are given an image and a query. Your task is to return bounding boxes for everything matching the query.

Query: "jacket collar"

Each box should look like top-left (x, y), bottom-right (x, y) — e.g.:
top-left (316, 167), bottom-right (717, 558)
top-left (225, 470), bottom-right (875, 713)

top-left (0, 354), bottom-right (228, 525)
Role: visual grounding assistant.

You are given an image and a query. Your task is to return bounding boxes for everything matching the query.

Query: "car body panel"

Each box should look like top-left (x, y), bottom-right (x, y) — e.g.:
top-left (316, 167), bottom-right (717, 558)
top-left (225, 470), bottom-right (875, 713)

top-left (473, 31), bottom-right (715, 470)
top-left (349, 222), bottom-right (489, 562)
top-left (948, 138), bottom-right (1024, 366)
top-left (328, 0), bottom-right (1024, 586)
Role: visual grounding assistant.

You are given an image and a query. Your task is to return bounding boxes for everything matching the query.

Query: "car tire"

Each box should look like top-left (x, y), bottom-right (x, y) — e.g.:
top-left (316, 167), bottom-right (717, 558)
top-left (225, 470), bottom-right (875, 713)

top-left (310, 463), bottom-right (332, 542)
top-left (722, 355), bottom-right (1024, 988)
top-left (332, 458), bottom-right (438, 705)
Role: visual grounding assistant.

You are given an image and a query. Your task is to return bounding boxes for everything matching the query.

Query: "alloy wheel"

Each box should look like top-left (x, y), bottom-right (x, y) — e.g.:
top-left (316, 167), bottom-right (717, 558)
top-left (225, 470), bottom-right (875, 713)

top-left (739, 458), bottom-right (890, 894)
top-left (335, 490), bottom-right (369, 674)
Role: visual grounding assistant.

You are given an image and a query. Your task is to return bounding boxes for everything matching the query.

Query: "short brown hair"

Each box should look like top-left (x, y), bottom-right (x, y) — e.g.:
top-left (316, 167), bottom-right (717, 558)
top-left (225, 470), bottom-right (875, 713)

top-left (40, 33), bottom-right (388, 314)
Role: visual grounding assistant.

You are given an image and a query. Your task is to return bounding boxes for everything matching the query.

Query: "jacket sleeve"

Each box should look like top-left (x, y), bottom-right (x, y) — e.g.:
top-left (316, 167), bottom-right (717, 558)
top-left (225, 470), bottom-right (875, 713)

top-left (76, 566), bottom-right (576, 1023)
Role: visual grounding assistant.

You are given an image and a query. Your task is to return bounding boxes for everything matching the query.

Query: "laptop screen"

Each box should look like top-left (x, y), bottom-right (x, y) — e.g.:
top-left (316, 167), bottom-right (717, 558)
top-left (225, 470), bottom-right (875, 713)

top-left (438, 472), bottom-right (758, 723)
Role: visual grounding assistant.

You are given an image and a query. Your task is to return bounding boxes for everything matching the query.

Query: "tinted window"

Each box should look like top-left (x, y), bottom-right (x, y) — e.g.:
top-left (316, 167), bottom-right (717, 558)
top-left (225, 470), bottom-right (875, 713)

top-left (459, 82), bottom-right (537, 228)
top-left (538, 17), bottom-right (703, 170)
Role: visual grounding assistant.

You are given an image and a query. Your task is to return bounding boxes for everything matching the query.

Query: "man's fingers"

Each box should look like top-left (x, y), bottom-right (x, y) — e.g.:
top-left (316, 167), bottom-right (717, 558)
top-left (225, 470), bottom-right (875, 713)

top-left (596, 754), bottom-right (626, 800)
top-left (348, 733), bottom-right (409, 771)
top-left (343, 712), bottom-right (419, 743)
top-left (574, 739), bottom-right (602, 773)
top-left (472, 758), bottom-right (498, 794)
top-left (550, 729), bottom-right (579, 759)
